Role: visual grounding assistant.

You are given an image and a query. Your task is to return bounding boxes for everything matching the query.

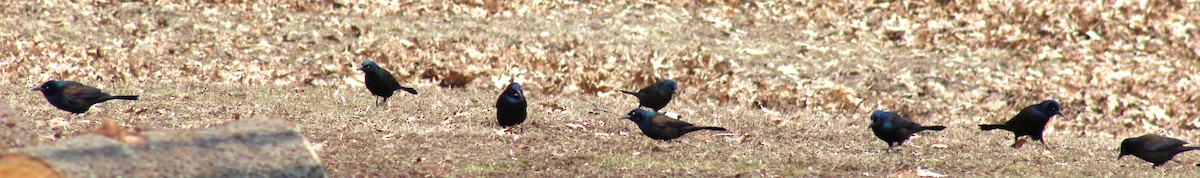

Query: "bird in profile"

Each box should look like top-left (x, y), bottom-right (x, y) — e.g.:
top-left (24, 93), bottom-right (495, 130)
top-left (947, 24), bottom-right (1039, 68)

top-left (619, 109), bottom-right (726, 141)
top-left (359, 60), bottom-right (418, 107)
top-left (868, 110), bottom-right (947, 151)
top-left (979, 100), bottom-right (1064, 149)
top-left (621, 79), bottom-right (677, 112)
top-left (495, 82), bottom-right (527, 131)
top-left (33, 80), bottom-right (139, 114)
top-left (1119, 134), bottom-right (1200, 167)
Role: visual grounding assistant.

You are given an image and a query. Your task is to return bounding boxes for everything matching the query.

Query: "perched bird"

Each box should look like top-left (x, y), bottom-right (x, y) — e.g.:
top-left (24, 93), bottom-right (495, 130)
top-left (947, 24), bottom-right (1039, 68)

top-left (868, 110), bottom-right (947, 151)
top-left (359, 60), bottom-right (418, 107)
top-left (32, 80), bottom-right (139, 114)
top-left (619, 109), bottom-right (726, 141)
top-left (495, 82), bottom-right (527, 129)
top-left (621, 80), bottom-right (677, 112)
top-left (1119, 134), bottom-right (1200, 167)
top-left (979, 100), bottom-right (1064, 149)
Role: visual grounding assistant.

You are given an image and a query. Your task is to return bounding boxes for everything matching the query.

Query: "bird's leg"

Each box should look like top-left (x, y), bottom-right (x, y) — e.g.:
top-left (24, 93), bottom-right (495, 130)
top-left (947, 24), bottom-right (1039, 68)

top-left (1039, 140), bottom-right (1052, 150)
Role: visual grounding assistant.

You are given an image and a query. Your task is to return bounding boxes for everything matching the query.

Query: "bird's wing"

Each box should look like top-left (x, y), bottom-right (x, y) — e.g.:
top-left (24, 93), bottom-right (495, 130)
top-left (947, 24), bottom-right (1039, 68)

top-left (887, 113), bottom-right (921, 129)
top-left (1004, 107), bottom-right (1046, 127)
top-left (1146, 136), bottom-right (1187, 152)
top-left (637, 85), bottom-right (657, 96)
top-left (62, 83), bottom-right (108, 101)
top-left (380, 70), bottom-right (404, 89)
top-left (651, 114), bottom-right (694, 129)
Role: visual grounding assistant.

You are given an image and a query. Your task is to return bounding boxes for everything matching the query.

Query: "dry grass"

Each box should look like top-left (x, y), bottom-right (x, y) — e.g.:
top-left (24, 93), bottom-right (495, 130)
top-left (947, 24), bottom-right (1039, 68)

top-left (2, 0), bottom-right (1199, 176)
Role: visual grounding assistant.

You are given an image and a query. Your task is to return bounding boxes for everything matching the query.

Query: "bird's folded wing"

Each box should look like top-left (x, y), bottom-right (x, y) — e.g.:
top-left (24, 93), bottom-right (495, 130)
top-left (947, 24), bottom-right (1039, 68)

top-left (637, 87), bottom-right (656, 96)
top-left (889, 114), bottom-right (921, 128)
top-left (652, 115), bottom-right (694, 129)
top-left (63, 85), bottom-right (107, 100)
top-left (1147, 137), bottom-right (1187, 152)
top-left (1006, 108), bottom-right (1043, 125)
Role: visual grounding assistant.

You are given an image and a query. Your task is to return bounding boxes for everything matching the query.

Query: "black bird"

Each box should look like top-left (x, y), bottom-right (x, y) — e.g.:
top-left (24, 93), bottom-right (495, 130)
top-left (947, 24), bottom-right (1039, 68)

top-left (32, 80), bottom-right (139, 114)
top-left (869, 110), bottom-right (947, 151)
top-left (1119, 134), bottom-right (1200, 167)
top-left (359, 60), bottom-right (418, 107)
top-left (621, 80), bottom-right (678, 112)
top-left (619, 109), bottom-right (726, 141)
top-left (495, 82), bottom-right (527, 129)
top-left (979, 100), bottom-right (1064, 149)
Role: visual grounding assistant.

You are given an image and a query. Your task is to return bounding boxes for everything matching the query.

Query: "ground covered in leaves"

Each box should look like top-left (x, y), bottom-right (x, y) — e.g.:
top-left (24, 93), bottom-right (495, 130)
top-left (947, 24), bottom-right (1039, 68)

top-left (2, 0), bottom-right (1199, 176)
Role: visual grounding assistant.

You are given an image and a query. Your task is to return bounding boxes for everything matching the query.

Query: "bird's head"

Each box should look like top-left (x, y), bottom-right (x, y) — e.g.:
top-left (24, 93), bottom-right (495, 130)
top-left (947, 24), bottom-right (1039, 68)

top-left (502, 82), bottom-right (524, 99)
top-left (1038, 100), bottom-right (1064, 117)
top-left (1118, 137), bottom-right (1138, 160)
top-left (659, 80), bottom-right (678, 94)
top-left (359, 60), bottom-right (380, 72)
top-left (620, 109), bottom-right (656, 122)
top-left (32, 80), bottom-right (63, 94)
top-left (870, 110), bottom-right (891, 123)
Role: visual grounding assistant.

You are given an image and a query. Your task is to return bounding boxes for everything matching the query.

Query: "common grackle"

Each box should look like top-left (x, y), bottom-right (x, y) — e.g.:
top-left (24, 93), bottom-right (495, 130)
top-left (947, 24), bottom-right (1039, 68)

top-left (619, 109), bottom-right (725, 141)
top-left (359, 60), bottom-right (418, 107)
top-left (33, 80), bottom-right (138, 114)
top-left (1119, 134), bottom-right (1200, 167)
top-left (979, 100), bottom-right (1064, 149)
top-left (495, 82), bottom-right (527, 129)
top-left (621, 79), bottom-right (677, 112)
top-left (869, 110), bottom-right (946, 151)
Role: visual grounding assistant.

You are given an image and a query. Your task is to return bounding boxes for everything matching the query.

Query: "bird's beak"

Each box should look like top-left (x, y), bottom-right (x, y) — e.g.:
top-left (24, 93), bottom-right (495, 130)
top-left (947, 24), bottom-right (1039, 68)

top-left (619, 114), bottom-right (631, 120)
top-left (356, 67), bottom-right (363, 71)
top-left (31, 87), bottom-right (41, 91)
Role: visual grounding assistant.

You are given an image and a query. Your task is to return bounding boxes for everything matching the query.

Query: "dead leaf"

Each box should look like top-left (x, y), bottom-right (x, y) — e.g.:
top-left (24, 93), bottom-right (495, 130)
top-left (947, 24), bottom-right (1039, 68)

top-left (565, 123), bottom-right (586, 130)
top-left (916, 168), bottom-right (946, 177)
top-left (540, 103), bottom-right (567, 112)
top-left (1012, 138), bottom-right (1027, 149)
top-left (664, 112), bottom-right (681, 119)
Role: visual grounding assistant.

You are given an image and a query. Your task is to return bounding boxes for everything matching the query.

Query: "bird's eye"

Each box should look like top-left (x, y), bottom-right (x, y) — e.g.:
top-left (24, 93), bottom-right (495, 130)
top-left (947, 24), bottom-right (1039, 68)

top-left (42, 86), bottom-right (50, 89)
top-left (364, 65), bottom-right (371, 69)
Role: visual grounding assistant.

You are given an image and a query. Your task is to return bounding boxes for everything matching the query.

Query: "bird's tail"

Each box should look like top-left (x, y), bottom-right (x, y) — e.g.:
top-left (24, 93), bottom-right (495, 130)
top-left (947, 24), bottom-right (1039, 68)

top-left (686, 126), bottom-right (728, 132)
top-left (978, 124), bottom-right (1006, 131)
top-left (1181, 146), bottom-right (1200, 153)
top-left (397, 87), bottom-right (418, 95)
top-left (109, 95), bottom-right (139, 101)
top-left (620, 90), bottom-right (638, 95)
top-left (918, 126), bottom-right (947, 132)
